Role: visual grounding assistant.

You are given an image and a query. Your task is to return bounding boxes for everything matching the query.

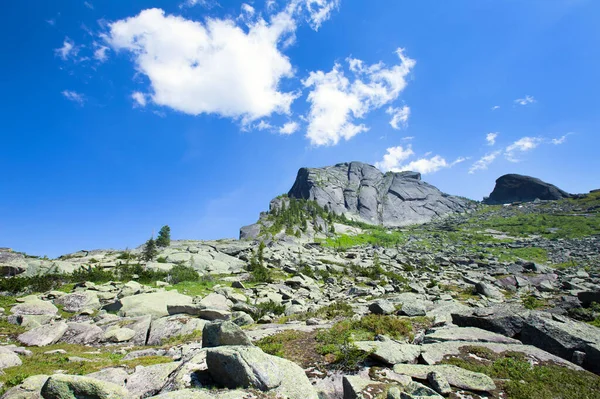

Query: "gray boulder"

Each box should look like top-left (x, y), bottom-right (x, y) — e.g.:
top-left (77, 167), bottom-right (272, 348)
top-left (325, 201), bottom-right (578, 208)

top-left (54, 291), bottom-right (100, 313)
top-left (125, 362), bottom-right (181, 398)
top-left (18, 322), bottom-right (68, 347)
top-left (451, 306), bottom-right (528, 337)
top-left (118, 292), bottom-right (193, 319)
top-left (147, 315), bottom-right (207, 346)
top-left (206, 346), bottom-right (318, 399)
top-left (1, 374), bottom-right (48, 399)
top-left (520, 313), bottom-right (600, 373)
top-left (354, 340), bottom-right (421, 365)
top-left (202, 321), bottom-right (252, 348)
top-left (11, 300), bottom-right (58, 316)
top-left (0, 346), bottom-right (22, 370)
top-left (60, 322), bottom-right (104, 345)
top-left (369, 300), bottom-right (396, 315)
top-left (40, 374), bottom-right (130, 399)
top-left (392, 364), bottom-right (495, 392)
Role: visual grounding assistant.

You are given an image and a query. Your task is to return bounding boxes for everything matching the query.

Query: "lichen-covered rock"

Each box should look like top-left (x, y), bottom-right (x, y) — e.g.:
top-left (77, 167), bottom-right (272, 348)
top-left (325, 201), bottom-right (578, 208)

top-left (1, 374), bottom-right (48, 399)
top-left (118, 292), bottom-right (193, 319)
top-left (0, 346), bottom-right (22, 370)
top-left (125, 362), bottom-right (181, 398)
top-left (40, 374), bottom-right (130, 399)
top-left (202, 321), bottom-right (252, 348)
top-left (206, 346), bottom-right (318, 399)
top-left (18, 322), bottom-right (68, 347)
top-left (54, 291), bottom-right (100, 313)
top-left (147, 315), bottom-right (207, 346)
top-left (392, 364), bottom-right (496, 392)
top-left (11, 300), bottom-right (58, 316)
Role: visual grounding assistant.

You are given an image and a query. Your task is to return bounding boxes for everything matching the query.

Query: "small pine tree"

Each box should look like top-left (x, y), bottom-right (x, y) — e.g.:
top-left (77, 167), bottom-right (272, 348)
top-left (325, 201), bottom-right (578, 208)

top-left (142, 237), bottom-right (158, 262)
top-left (156, 225), bottom-right (171, 247)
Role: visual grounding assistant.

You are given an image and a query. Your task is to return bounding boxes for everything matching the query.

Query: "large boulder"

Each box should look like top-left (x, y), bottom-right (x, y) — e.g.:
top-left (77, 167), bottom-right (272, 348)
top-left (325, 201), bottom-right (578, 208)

top-left (1, 374), bottom-right (49, 399)
top-left (18, 322), bottom-right (68, 347)
top-left (40, 374), bottom-right (130, 399)
top-left (202, 321), bottom-right (252, 348)
top-left (54, 291), bottom-right (100, 313)
top-left (520, 313), bottom-right (600, 373)
top-left (392, 364), bottom-right (496, 392)
top-left (118, 292), bottom-right (193, 319)
top-left (451, 306), bottom-right (528, 337)
top-left (0, 346), bottom-right (22, 370)
top-left (11, 300), bottom-right (58, 316)
top-left (206, 346), bottom-right (318, 399)
top-left (354, 339), bottom-right (421, 365)
top-left (60, 322), bottom-right (104, 345)
top-left (147, 315), bottom-right (207, 346)
top-left (483, 174), bottom-right (572, 205)
top-left (125, 362), bottom-right (181, 398)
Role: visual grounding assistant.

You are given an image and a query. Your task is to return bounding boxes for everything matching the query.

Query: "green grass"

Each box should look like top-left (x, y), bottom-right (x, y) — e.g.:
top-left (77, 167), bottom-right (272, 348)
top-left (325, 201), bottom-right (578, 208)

top-left (315, 315), bottom-right (413, 370)
top-left (522, 295), bottom-right (547, 310)
top-left (489, 247), bottom-right (549, 263)
top-left (0, 343), bottom-right (173, 393)
top-left (165, 275), bottom-right (223, 296)
top-left (277, 301), bottom-right (354, 323)
top-left (444, 349), bottom-right (600, 399)
top-left (320, 230), bottom-right (406, 249)
top-left (474, 213), bottom-right (600, 239)
top-left (256, 330), bottom-right (302, 357)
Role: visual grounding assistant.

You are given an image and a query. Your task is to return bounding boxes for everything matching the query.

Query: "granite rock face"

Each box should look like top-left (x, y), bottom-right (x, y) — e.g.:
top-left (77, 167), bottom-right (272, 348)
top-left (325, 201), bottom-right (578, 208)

top-left (484, 174), bottom-right (573, 205)
top-left (241, 162), bottom-right (472, 238)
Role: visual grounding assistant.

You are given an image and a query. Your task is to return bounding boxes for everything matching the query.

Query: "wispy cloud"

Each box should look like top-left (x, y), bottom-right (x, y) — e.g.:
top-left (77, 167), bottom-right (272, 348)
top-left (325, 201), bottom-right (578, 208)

top-left (551, 132), bottom-right (573, 145)
top-left (504, 136), bottom-right (542, 162)
top-left (486, 132), bottom-right (498, 146)
top-left (491, 105), bottom-right (500, 111)
top-left (469, 151), bottom-right (501, 174)
top-left (386, 105), bottom-right (410, 130)
top-left (131, 92), bottom-right (147, 107)
top-left (514, 95), bottom-right (535, 105)
top-left (279, 121), bottom-right (299, 135)
top-left (55, 37), bottom-right (78, 60)
top-left (375, 145), bottom-right (465, 175)
top-left (62, 90), bottom-right (85, 105)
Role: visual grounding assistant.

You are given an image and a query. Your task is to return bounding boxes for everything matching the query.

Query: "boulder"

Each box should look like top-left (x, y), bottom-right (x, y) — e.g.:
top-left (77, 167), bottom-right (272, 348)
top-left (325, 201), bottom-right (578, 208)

top-left (60, 322), bottom-right (104, 345)
top-left (40, 374), bottom-right (130, 399)
top-left (118, 292), bottom-right (193, 319)
top-left (206, 346), bottom-right (318, 399)
top-left (354, 340), bottom-right (421, 365)
top-left (483, 174), bottom-right (572, 205)
top-left (474, 282), bottom-right (504, 300)
top-left (147, 315), bottom-right (207, 346)
top-left (399, 382), bottom-right (444, 399)
top-left (422, 327), bottom-right (520, 345)
top-left (451, 306), bottom-right (527, 337)
top-left (11, 300), bottom-right (58, 316)
top-left (202, 321), bottom-right (253, 348)
top-left (369, 300), bottom-right (396, 315)
top-left (54, 291), bottom-right (100, 313)
top-left (520, 313), bottom-right (600, 373)
top-left (125, 362), bottom-right (181, 398)
top-left (577, 291), bottom-right (600, 307)
top-left (1, 374), bottom-right (48, 399)
top-left (104, 327), bottom-right (136, 343)
top-left (87, 368), bottom-right (129, 387)
top-left (17, 322), bottom-right (68, 347)
top-left (342, 375), bottom-right (389, 399)
top-left (392, 364), bottom-right (496, 392)
top-left (0, 346), bottom-right (22, 370)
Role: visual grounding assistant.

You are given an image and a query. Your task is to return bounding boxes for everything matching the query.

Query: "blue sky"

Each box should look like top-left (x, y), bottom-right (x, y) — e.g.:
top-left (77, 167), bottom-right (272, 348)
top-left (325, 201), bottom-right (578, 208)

top-left (1, 0), bottom-right (599, 257)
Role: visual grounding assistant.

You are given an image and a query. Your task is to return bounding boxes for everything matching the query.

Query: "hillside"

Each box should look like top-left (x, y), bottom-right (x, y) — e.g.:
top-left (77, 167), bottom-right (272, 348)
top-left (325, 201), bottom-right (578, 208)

top-left (0, 179), bottom-right (600, 398)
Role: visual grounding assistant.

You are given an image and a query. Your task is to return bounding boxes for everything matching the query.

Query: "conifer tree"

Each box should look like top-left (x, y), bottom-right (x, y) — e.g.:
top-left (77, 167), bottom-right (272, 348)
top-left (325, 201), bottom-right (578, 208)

top-left (142, 237), bottom-right (158, 261)
top-left (156, 225), bottom-right (171, 247)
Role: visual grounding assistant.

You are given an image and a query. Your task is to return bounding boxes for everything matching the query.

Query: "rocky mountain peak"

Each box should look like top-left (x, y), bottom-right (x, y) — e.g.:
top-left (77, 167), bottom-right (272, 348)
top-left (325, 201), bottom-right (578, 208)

top-left (484, 173), bottom-right (573, 205)
top-left (286, 161), bottom-right (471, 227)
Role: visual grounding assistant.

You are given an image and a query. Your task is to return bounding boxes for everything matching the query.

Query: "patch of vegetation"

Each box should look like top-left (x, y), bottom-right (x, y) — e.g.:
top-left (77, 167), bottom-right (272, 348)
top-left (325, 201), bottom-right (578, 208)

top-left (316, 315), bottom-right (413, 370)
top-left (522, 295), bottom-right (547, 310)
top-left (167, 275), bottom-right (221, 296)
top-left (256, 330), bottom-right (302, 357)
top-left (247, 242), bottom-right (273, 283)
top-left (321, 230), bottom-right (406, 250)
top-left (278, 301), bottom-right (355, 323)
top-left (443, 347), bottom-right (600, 399)
top-left (168, 265), bottom-right (199, 284)
top-left (489, 247), bottom-right (548, 263)
top-left (156, 225), bottom-right (171, 248)
top-left (142, 237), bottom-right (158, 262)
top-left (0, 343), bottom-right (173, 393)
top-left (254, 300), bottom-right (286, 319)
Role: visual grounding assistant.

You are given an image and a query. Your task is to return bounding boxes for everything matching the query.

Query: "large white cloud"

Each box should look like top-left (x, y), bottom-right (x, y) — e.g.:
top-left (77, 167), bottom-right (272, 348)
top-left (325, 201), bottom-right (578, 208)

top-left (375, 145), bottom-right (464, 175)
top-left (106, 8), bottom-right (298, 122)
top-left (303, 48), bottom-right (416, 146)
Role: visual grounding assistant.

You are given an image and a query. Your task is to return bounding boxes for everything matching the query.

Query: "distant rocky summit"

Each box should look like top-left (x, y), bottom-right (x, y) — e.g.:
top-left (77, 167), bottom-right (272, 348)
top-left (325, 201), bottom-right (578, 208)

top-left (241, 162), bottom-right (473, 239)
top-left (484, 174), bottom-right (573, 205)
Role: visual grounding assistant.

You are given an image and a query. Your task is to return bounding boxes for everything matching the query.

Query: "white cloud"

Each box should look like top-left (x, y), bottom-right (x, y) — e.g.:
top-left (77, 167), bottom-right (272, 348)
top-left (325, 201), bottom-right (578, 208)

top-left (504, 136), bottom-right (542, 162)
top-left (551, 132), bottom-right (573, 145)
top-left (514, 95), bottom-right (535, 105)
top-left (386, 105), bottom-right (410, 130)
top-left (491, 105), bottom-right (500, 110)
top-left (93, 44), bottom-right (109, 62)
top-left (303, 48), bottom-right (415, 146)
top-left (241, 3), bottom-right (255, 14)
top-left (486, 132), bottom-right (498, 146)
top-left (131, 92), bottom-right (147, 107)
top-left (254, 120), bottom-right (273, 131)
top-left (375, 145), bottom-right (415, 171)
top-left (55, 38), bottom-right (78, 60)
top-left (84, 2), bottom-right (94, 9)
top-left (375, 145), bottom-right (464, 175)
top-left (62, 90), bottom-right (85, 105)
top-left (279, 121), bottom-right (299, 135)
top-left (288, 0), bottom-right (340, 30)
top-left (106, 8), bottom-right (298, 123)
top-left (469, 151), bottom-right (501, 174)
top-left (180, 0), bottom-right (218, 8)
top-left (402, 136), bottom-right (414, 141)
